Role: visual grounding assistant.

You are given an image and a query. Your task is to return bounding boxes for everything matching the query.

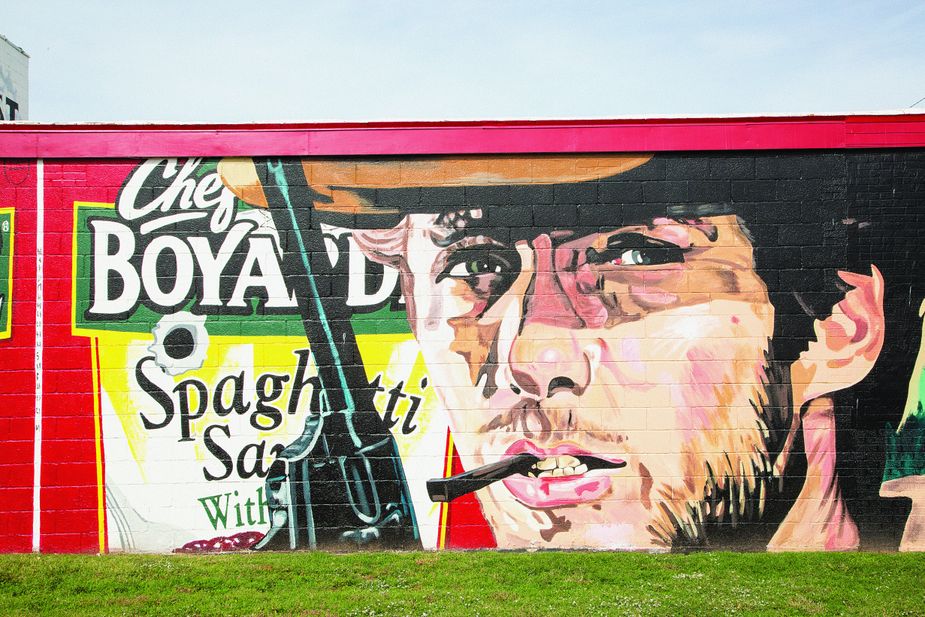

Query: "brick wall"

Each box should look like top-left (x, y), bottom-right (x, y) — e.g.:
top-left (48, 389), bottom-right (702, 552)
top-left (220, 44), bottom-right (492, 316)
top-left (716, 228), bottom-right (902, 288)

top-left (0, 145), bottom-right (923, 553)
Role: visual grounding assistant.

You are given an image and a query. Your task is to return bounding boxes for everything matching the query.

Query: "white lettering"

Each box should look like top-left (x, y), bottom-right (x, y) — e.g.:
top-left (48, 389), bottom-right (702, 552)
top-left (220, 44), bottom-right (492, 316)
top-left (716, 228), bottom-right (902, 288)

top-left (229, 237), bottom-right (297, 308)
top-left (117, 158), bottom-right (238, 235)
top-left (346, 235), bottom-right (399, 307)
top-left (141, 236), bottom-right (194, 306)
top-left (188, 222), bottom-right (252, 306)
top-left (88, 220), bottom-right (140, 314)
top-left (117, 159), bottom-right (196, 221)
top-left (193, 173), bottom-right (237, 234)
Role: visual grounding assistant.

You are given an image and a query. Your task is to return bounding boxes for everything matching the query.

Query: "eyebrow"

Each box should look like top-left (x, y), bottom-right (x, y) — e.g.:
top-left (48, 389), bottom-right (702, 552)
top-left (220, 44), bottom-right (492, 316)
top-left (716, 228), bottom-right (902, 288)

top-left (430, 209), bottom-right (489, 247)
top-left (618, 202), bottom-right (736, 227)
top-left (666, 202), bottom-right (735, 219)
top-left (426, 202), bottom-right (739, 246)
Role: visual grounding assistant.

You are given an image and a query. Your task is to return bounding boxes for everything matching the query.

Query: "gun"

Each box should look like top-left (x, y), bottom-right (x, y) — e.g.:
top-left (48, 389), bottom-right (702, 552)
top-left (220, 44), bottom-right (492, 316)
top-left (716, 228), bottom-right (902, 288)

top-left (252, 159), bottom-right (420, 550)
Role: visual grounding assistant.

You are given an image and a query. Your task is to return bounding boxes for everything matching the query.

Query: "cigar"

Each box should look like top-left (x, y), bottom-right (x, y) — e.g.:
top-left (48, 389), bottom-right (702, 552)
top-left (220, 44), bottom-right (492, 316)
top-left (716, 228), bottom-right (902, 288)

top-left (426, 453), bottom-right (629, 503)
top-left (427, 453), bottom-right (539, 502)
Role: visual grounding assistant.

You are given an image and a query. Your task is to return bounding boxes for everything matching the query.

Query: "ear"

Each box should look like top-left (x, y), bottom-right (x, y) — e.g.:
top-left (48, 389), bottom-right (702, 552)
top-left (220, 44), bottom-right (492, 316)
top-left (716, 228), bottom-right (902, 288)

top-left (791, 265), bottom-right (885, 408)
top-left (350, 223), bottom-right (408, 268)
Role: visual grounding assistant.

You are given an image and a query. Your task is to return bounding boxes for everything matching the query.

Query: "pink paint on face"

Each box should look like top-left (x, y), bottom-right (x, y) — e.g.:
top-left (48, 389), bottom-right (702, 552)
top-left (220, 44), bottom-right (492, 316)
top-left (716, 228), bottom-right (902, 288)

top-left (526, 234), bottom-right (608, 329)
top-left (501, 439), bottom-right (624, 508)
top-left (537, 348), bottom-right (562, 364)
top-left (393, 212), bottom-right (778, 549)
top-left (629, 285), bottom-right (678, 306)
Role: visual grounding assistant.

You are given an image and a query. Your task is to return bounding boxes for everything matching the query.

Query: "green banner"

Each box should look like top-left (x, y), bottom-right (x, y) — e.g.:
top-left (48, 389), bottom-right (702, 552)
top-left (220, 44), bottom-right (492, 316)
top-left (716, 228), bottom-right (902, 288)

top-left (0, 208), bottom-right (12, 339)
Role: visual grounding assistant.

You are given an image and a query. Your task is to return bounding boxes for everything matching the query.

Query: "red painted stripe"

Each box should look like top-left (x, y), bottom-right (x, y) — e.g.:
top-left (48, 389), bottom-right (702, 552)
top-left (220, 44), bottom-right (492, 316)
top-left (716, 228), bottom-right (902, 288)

top-left (37, 163), bottom-right (121, 553)
top-left (845, 116), bottom-right (925, 147)
top-left (443, 443), bottom-right (496, 550)
top-left (1, 115), bottom-right (925, 158)
top-left (95, 342), bottom-right (108, 554)
top-left (0, 162), bottom-right (37, 553)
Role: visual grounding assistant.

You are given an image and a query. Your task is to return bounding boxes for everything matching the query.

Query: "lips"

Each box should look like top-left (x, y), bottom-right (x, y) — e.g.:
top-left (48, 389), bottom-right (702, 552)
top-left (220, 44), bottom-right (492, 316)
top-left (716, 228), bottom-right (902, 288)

top-left (500, 439), bottom-right (626, 508)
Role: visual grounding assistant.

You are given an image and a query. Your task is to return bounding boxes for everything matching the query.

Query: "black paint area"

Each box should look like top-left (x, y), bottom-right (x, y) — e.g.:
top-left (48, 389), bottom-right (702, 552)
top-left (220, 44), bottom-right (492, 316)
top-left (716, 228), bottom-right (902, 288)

top-left (163, 326), bottom-right (195, 360)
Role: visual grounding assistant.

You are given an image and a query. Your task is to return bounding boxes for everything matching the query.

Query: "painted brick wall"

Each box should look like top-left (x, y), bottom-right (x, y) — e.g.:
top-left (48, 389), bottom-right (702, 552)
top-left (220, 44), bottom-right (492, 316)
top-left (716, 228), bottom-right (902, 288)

top-left (1, 121), bottom-right (925, 553)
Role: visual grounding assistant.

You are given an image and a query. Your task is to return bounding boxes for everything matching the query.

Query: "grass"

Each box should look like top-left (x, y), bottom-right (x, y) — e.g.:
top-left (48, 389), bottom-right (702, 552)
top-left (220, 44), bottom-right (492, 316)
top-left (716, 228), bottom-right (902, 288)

top-left (1, 551), bottom-right (924, 616)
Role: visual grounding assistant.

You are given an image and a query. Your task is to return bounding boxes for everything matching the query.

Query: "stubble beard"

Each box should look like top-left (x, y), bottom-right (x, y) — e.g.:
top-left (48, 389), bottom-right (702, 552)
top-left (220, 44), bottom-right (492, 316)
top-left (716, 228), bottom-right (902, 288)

top-left (448, 367), bottom-right (783, 551)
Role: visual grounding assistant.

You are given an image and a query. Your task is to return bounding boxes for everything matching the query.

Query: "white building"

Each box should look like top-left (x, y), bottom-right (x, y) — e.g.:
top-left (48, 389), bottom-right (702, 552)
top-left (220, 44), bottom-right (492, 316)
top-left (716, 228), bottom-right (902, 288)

top-left (0, 34), bottom-right (28, 121)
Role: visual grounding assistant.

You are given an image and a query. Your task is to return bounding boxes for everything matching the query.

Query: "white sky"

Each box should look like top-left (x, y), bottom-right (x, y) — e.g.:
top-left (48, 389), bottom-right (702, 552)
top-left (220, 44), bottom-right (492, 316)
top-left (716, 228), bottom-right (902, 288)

top-left (4, 0), bottom-right (925, 123)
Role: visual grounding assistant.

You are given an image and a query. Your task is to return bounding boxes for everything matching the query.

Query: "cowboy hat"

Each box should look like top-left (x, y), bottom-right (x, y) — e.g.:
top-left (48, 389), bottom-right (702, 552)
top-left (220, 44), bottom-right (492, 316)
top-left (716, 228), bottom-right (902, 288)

top-left (217, 154), bottom-right (652, 228)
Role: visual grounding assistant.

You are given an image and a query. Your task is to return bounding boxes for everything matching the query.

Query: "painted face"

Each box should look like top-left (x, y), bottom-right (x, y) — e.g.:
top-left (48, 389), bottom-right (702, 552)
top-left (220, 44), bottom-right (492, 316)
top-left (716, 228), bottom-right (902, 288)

top-left (394, 208), bottom-right (777, 549)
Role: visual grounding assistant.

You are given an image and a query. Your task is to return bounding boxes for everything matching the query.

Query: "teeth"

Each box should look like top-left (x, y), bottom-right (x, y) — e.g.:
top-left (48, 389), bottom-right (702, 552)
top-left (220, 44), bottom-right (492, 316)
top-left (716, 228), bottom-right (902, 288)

top-left (531, 455), bottom-right (590, 478)
top-left (534, 454), bottom-right (582, 471)
top-left (535, 465), bottom-right (587, 478)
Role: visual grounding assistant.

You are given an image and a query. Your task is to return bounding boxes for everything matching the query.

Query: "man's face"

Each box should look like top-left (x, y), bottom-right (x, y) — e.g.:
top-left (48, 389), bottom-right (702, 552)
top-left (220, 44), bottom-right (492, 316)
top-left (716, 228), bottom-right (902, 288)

top-left (392, 206), bottom-right (777, 549)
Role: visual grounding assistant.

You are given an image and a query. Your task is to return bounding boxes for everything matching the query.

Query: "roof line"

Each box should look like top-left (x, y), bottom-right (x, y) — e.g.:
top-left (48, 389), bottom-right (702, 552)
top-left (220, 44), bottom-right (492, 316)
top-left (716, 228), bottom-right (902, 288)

top-left (2, 113), bottom-right (924, 158)
top-left (2, 110), bottom-right (924, 131)
top-left (0, 33), bottom-right (29, 58)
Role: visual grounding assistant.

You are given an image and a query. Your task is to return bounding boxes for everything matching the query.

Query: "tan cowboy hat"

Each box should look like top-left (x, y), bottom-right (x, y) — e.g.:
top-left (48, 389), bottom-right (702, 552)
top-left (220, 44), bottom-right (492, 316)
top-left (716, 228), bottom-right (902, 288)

top-left (217, 154), bottom-right (652, 226)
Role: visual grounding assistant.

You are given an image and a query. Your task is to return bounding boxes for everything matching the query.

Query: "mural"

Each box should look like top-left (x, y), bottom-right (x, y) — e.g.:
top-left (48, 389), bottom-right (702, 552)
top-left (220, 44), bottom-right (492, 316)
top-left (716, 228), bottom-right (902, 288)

top-left (2, 148), bottom-right (924, 552)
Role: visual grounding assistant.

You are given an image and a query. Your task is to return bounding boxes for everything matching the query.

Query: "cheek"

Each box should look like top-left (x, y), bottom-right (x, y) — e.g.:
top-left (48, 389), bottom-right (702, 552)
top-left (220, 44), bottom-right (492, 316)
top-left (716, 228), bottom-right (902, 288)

top-left (411, 275), bottom-right (502, 385)
top-left (638, 301), bottom-right (772, 367)
top-left (410, 275), bottom-right (486, 330)
top-left (599, 301), bottom-right (771, 385)
top-left (601, 302), bottom-right (773, 446)
top-left (446, 315), bottom-right (501, 385)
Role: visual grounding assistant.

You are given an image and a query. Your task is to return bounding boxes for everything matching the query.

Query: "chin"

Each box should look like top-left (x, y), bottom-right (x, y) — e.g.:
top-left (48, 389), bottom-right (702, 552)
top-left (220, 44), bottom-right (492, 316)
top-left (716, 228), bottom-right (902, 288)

top-left (476, 481), bottom-right (675, 550)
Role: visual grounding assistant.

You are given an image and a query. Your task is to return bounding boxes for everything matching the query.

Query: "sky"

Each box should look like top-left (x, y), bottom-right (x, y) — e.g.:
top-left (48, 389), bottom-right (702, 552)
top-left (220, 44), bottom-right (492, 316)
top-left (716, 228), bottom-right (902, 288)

top-left (4, 0), bottom-right (925, 123)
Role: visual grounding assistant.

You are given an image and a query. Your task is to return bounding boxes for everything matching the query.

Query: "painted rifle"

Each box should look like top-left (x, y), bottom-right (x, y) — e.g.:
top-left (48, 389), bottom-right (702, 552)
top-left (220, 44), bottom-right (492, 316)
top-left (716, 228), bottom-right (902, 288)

top-left (252, 159), bottom-right (419, 550)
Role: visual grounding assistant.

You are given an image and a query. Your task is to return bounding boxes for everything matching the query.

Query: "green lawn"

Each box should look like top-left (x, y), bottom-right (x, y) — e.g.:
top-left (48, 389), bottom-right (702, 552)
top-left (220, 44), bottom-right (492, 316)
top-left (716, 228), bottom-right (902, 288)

top-left (1, 551), bottom-right (923, 616)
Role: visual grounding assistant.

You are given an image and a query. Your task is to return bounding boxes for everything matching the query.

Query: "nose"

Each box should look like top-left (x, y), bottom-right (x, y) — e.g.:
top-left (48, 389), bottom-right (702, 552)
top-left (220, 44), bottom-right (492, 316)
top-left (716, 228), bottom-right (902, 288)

top-left (508, 326), bottom-right (592, 398)
top-left (505, 234), bottom-right (595, 398)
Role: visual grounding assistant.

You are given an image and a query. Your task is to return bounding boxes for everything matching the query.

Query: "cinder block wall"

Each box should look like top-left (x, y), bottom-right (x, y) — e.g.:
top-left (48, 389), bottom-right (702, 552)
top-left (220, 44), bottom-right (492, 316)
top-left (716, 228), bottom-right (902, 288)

top-left (1, 128), bottom-right (924, 553)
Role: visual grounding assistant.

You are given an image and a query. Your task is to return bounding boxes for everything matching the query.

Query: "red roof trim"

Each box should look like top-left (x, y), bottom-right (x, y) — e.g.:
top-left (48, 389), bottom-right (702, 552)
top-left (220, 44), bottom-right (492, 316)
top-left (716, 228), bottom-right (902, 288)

top-left (1, 114), bottom-right (924, 158)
